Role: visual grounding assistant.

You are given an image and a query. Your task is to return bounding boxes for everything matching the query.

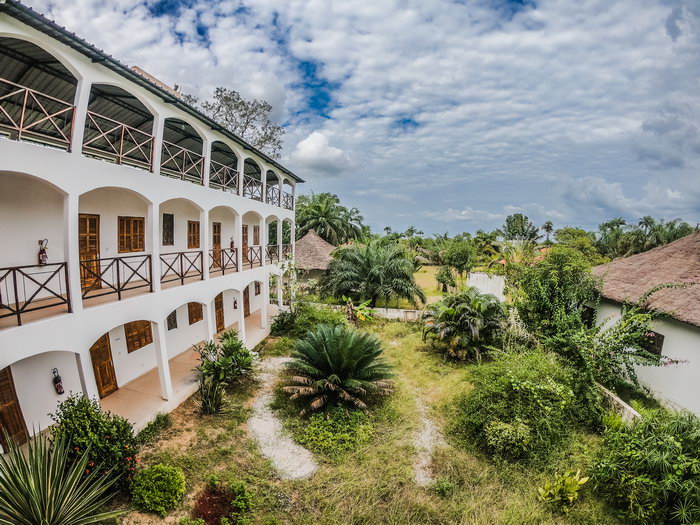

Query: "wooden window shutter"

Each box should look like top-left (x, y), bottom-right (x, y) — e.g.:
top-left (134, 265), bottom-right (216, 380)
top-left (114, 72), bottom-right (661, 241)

top-left (162, 213), bottom-right (174, 246)
top-left (188, 302), bottom-right (203, 324)
top-left (188, 221), bottom-right (200, 249)
top-left (253, 225), bottom-right (260, 245)
top-left (118, 217), bottom-right (145, 253)
top-left (166, 310), bottom-right (178, 331)
top-left (124, 320), bottom-right (153, 353)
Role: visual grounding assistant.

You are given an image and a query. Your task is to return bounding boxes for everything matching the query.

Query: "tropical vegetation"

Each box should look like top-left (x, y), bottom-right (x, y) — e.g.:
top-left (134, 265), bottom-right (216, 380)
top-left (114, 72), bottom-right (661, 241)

top-left (130, 464), bottom-right (186, 517)
top-left (296, 192), bottom-right (365, 244)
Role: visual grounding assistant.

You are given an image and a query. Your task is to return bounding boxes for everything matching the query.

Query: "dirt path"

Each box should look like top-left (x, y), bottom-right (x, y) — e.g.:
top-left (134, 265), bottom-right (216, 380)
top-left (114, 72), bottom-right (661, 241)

top-left (248, 357), bottom-right (318, 480)
top-left (413, 400), bottom-right (444, 486)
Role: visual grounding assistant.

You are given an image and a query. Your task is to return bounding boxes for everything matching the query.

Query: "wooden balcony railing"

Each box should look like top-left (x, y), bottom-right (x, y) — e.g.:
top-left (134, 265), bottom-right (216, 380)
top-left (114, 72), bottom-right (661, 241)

top-left (80, 254), bottom-right (152, 301)
top-left (281, 244), bottom-right (293, 259)
top-left (209, 248), bottom-right (238, 276)
top-left (0, 78), bottom-right (75, 150)
top-left (82, 111), bottom-right (154, 170)
top-left (243, 175), bottom-right (263, 201)
top-left (244, 246), bottom-right (263, 269)
top-left (160, 251), bottom-right (203, 286)
top-left (266, 186), bottom-right (280, 206)
top-left (161, 141), bottom-right (204, 184)
top-left (282, 192), bottom-right (294, 210)
top-left (209, 161), bottom-right (239, 193)
top-left (0, 262), bottom-right (71, 327)
top-left (265, 245), bottom-right (280, 264)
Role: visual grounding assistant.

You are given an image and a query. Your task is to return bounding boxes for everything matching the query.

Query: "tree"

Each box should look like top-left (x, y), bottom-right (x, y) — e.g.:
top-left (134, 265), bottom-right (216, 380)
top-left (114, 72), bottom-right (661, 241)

top-left (541, 220), bottom-right (554, 242)
top-left (435, 265), bottom-right (456, 293)
top-left (555, 227), bottom-right (608, 266)
top-left (500, 214), bottom-right (542, 242)
top-left (191, 87), bottom-right (284, 159)
top-left (321, 241), bottom-right (426, 307)
top-left (296, 192), bottom-right (364, 245)
top-left (444, 239), bottom-right (476, 279)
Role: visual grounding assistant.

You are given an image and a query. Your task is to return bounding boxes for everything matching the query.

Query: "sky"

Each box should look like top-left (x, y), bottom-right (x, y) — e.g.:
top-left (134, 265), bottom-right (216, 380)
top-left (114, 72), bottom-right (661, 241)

top-left (26, 0), bottom-right (700, 234)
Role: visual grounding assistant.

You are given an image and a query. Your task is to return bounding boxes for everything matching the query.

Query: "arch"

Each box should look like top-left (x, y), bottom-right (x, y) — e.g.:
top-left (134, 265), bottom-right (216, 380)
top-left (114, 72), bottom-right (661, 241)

top-left (161, 118), bottom-right (205, 184)
top-left (0, 36), bottom-right (79, 150)
top-left (281, 178), bottom-right (295, 210)
top-left (0, 169), bottom-right (68, 196)
top-left (209, 140), bottom-right (240, 193)
top-left (79, 185), bottom-right (152, 205)
top-left (242, 158), bottom-right (263, 201)
top-left (160, 196), bottom-right (204, 213)
top-left (265, 169), bottom-right (281, 205)
top-left (208, 205), bottom-right (239, 274)
top-left (163, 300), bottom-right (209, 359)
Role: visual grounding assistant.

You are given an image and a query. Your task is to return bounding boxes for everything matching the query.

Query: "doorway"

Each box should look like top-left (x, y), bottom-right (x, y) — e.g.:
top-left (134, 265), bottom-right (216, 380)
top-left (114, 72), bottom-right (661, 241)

top-left (212, 222), bottom-right (222, 270)
top-left (0, 366), bottom-right (28, 450)
top-left (242, 225), bottom-right (249, 264)
top-left (243, 287), bottom-right (250, 316)
top-left (215, 292), bottom-right (225, 333)
top-left (89, 333), bottom-right (118, 398)
top-left (79, 213), bottom-right (100, 292)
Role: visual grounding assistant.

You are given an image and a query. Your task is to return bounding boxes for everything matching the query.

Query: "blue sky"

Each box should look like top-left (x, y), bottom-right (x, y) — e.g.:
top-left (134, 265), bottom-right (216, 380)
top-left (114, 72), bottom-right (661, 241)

top-left (29, 0), bottom-right (700, 234)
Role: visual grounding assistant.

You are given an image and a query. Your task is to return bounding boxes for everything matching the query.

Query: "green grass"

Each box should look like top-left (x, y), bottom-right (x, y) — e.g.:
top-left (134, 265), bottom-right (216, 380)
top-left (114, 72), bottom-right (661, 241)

top-left (121, 321), bottom-right (618, 524)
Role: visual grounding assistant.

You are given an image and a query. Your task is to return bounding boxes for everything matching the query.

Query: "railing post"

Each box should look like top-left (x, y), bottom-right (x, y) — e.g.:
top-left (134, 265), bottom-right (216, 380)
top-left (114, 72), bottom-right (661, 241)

top-left (64, 262), bottom-right (73, 314)
top-left (179, 253), bottom-right (184, 286)
top-left (116, 258), bottom-right (122, 301)
top-left (200, 251), bottom-right (204, 280)
top-left (148, 255), bottom-right (154, 293)
top-left (12, 269), bottom-right (21, 326)
top-left (118, 124), bottom-right (125, 165)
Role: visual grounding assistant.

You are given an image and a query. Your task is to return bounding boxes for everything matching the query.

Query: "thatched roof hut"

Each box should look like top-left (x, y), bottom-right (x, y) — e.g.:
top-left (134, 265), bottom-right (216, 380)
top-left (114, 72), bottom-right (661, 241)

top-left (295, 229), bottom-right (335, 271)
top-left (592, 232), bottom-right (700, 327)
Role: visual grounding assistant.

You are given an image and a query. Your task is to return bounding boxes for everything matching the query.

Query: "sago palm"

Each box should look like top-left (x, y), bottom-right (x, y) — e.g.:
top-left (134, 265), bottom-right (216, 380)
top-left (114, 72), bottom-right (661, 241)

top-left (283, 324), bottom-right (394, 415)
top-left (0, 432), bottom-right (122, 525)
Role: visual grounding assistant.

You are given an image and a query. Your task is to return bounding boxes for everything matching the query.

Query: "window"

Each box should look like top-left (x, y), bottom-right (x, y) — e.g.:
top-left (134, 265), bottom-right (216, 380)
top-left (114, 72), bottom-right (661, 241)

top-left (162, 213), bottom-right (174, 246)
top-left (118, 216), bottom-right (145, 253)
top-left (254, 282), bottom-right (261, 295)
top-left (166, 310), bottom-right (178, 331)
top-left (645, 330), bottom-right (665, 356)
top-left (124, 320), bottom-right (152, 353)
top-left (253, 225), bottom-right (260, 245)
top-left (188, 302), bottom-right (203, 324)
top-left (188, 221), bottom-right (200, 249)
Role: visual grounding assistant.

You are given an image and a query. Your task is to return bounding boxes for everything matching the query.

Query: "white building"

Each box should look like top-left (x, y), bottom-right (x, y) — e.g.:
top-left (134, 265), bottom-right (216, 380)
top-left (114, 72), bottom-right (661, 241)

top-left (593, 232), bottom-right (700, 414)
top-left (0, 0), bottom-right (302, 448)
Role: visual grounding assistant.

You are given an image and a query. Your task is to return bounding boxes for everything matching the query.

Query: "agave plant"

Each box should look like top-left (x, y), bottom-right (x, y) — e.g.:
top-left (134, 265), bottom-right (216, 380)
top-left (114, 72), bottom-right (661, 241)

top-left (283, 324), bottom-right (394, 415)
top-left (0, 432), bottom-right (122, 525)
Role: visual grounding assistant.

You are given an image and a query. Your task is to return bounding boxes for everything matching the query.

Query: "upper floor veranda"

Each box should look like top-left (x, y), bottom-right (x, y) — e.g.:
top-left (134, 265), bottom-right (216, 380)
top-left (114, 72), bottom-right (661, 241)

top-left (0, 2), bottom-right (301, 210)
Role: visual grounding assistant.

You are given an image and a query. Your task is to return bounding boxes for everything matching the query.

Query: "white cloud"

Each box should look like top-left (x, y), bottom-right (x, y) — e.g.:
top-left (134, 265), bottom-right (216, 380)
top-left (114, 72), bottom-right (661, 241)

top-left (289, 131), bottom-right (351, 175)
top-left (424, 207), bottom-right (503, 223)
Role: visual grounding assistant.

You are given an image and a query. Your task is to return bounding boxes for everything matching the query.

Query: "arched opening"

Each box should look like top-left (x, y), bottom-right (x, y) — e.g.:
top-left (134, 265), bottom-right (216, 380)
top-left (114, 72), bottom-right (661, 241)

top-left (82, 84), bottom-right (155, 170)
top-left (209, 206), bottom-right (239, 276)
top-left (209, 141), bottom-right (239, 193)
top-left (266, 217), bottom-right (280, 263)
top-left (0, 172), bottom-right (70, 328)
top-left (242, 159), bottom-right (263, 201)
top-left (0, 36), bottom-right (78, 149)
top-left (282, 219), bottom-right (294, 259)
top-left (79, 187), bottom-right (152, 305)
top-left (161, 118), bottom-right (204, 184)
top-left (241, 211), bottom-right (263, 268)
top-left (265, 170), bottom-right (280, 206)
top-left (241, 279), bottom-right (276, 347)
top-left (159, 198), bottom-right (204, 288)
top-left (282, 179), bottom-right (295, 210)
top-left (164, 302), bottom-right (205, 388)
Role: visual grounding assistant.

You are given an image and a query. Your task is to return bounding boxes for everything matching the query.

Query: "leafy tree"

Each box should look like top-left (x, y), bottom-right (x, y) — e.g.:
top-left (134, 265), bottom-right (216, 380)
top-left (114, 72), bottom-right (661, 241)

top-left (554, 227), bottom-right (608, 266)
top-left (296, 192), bottom-right (364, 245)
top-left (473, 229), bottom-right (501, 264)
top-left (500, 214), bottom-right (542, 242)
top-left (321, 240), bottom-right (426, 307)
top-left (283, 324), bottom-right (394, 415)
top-left (444, 239), bottom-right (476, 279)
top-left (435, 265), bottom-right (456, 293)
top-left (541, 220), bottom-right (554, 242)
top-left (595, 216), bottom-right (695, 259)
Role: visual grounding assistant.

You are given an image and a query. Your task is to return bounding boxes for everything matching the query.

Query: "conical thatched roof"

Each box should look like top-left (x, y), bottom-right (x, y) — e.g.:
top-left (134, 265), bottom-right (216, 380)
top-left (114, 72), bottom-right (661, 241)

top-left (592, 232), bottom-right (700, 327)
top-left (295, 229), bottom-right (335, 270)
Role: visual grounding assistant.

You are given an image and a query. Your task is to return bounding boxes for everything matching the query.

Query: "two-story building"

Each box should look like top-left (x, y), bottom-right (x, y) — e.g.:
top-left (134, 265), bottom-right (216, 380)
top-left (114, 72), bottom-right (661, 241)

top-left (0, 0), bottom-right (301, 448)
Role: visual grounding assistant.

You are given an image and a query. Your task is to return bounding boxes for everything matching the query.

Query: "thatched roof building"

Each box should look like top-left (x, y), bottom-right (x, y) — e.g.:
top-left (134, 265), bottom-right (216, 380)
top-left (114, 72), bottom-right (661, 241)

top-left (592, 232), bottom-right (700, 327)
top-left (295, 229), bottom-right (335, 271)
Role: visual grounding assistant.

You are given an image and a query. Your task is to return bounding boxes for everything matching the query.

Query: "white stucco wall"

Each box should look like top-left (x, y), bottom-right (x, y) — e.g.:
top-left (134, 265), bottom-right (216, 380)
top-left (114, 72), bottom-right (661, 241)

top-left (107, 322), bottom-right (157, 386)
top-left (597, 299), bottom-right (700, 415)
top-left (159, 199), bottom-right (201, 253)
top-left (164, 303), bottom-right (208, 358)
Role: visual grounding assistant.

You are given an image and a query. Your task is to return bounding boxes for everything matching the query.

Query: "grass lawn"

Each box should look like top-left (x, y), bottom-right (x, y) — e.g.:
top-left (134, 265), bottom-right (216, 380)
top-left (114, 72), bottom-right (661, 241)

top-left (119, 322), bottom-right (618, 524)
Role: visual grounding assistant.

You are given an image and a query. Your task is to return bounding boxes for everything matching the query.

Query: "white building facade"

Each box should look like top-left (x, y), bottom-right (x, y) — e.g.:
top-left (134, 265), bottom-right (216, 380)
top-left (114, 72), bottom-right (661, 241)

top-left (0, 1), bottom-right (301, 445)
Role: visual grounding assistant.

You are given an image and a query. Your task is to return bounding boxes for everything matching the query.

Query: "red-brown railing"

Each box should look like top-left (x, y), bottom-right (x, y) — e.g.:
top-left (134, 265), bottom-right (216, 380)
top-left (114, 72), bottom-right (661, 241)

top-left (160, 251), bottom-right (203, 286)
top-left (281, 244), bottom-right (293, 259)
top-left (266, 245), bottom-right (280, 264)
top-left (82, 111), bottom-right (154, 170)
top-left (282, 192), bottom-right (294, 210)
top-left (80, 254), bottom-right (152, 301)
top-left (0, 262), bottom-right (72, 327)
top-left (209, 160), bottom-right (239, 193)
top-left (209, 248), bottom-right (238, 276)
top-left (266, 186), bottom-right (280, 206)
top-left (245, 246), bottom-right (263, 269)
top-left (243, 175), bottom-right (263, 201)
top-left (0, 78), bottom-right (75, 150)
top-left (160, 141), bottom-right (204, 184)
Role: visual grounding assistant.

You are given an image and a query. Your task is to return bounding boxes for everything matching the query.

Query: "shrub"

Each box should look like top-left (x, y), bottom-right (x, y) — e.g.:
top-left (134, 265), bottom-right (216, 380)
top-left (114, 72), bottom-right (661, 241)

top-left (592, 410), bottom-right (700, 524)
top-left (198, 375), bottom-right (225, 415)
top-left (452, 352), bottom-right (582, 462)
top-left (131, 464), bottom-right (186, 517)
top-left (284, 324), bottom-right (394, 415)
top-left (137, 413), bottom-right (171, 445)
top-left (0, 431), bottom-right (122, 524)
top-left (272, 303), bottom-right (348, 338)
top-left (195, 333), bottom-right (255, 386)
top-left (270, 310), bottom-right (296, 336)
top-left (50, 394), bottom-right (138, 490)
top-left (538, 470), bottom-right (589, 514)
top-left (432, 479), bottom-right (456, 498)
top-left (296, 406), bottom-right (373, 457)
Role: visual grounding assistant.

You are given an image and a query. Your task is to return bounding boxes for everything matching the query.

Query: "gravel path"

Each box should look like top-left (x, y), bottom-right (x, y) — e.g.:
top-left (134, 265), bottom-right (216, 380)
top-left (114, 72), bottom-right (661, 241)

top-left (248, 357), bottom-right (318, 480)
top-left (413, 400), bottom-right (444, 487)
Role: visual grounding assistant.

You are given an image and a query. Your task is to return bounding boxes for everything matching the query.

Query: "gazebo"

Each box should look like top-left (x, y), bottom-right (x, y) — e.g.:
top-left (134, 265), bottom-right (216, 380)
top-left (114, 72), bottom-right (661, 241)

top-left (295, 229), bottom-right (335, 280)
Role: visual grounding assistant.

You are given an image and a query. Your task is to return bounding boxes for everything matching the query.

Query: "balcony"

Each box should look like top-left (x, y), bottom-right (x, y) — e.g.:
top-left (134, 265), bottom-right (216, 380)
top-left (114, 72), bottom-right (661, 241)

top-left (160, 141), bottom-right (205, 185)
top-left (80, 254), bottom-right (152, 304)
top-left (265, 245), bottom-right (280, 264)
top-left (243, 175), bottom-right (263, 201)
top-left (82, 111), bottom-right (154, 170)
top-left (282, 192), bottom-right (294, 210)
top-left (281, 244), bottom-right (293, 259)
top-left (266, 186), bottom-right (280, 207)
top-left (209, 248), bottom-right (238, 276)
top-left (209, 160), bottom-right (239, 193)
top-left (243, 246), bottom-right (263, 269)
top-left (160, 250), bottom-right (203, 287)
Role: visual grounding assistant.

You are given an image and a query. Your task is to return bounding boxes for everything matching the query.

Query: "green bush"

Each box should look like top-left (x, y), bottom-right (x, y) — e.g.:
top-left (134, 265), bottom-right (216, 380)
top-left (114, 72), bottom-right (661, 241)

top-left (270, 310), bottom-right (296, 336)
top-left (229, 479), bottom-right (254, 514)
top-left (137, 413), bottom-right (171, 445)
top-left (592, 410), bottom-right (700, 524)
top-left (131, 464), bottom-right (186, 517)
top-left (50, 394), bottom-right (138, 490)
top-left (432, 479), bottom-right (456, 498)
top-left (271, 304), bottom-right (347, 338)
top-left (452, 352), bottom-right (581, 462)
top-left (296, 407), bottom-right (374, 457)
top-left (538, 470), bottom-right (589, 514)
top-left (195, 332), bottom-right (255, 386)
top-left (198, 375), bottom-right (225, 415)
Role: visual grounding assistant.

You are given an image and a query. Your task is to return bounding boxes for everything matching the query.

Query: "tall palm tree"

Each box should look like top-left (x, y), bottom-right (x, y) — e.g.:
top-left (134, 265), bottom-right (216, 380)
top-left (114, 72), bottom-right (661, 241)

top-left (296, 192), bottom-right (364, 245)
top-left (321, 240), bottom-right (426, 307)
top-left (542, 220), bottom-right (554, 242)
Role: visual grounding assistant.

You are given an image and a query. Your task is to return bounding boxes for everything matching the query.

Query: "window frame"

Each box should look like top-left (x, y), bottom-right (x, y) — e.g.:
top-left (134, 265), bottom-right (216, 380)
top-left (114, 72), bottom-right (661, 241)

top-left (162, 213), bottom-right (174, 246)
top-left (118, 216), bottom-right (145, 253)
top-left (188, 220), bottom-right (200, 249)
top-left (124, 320), bottom-right (153, 353)
top-left (166, 310), bottom-right (178, 331)
top-left (188, 302), bottom-right (203, 325)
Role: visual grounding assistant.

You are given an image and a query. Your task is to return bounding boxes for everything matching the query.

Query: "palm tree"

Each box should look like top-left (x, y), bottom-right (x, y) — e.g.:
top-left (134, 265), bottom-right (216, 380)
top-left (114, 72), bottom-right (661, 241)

top-left (542, 220), bottom-right (554, 242)
top-left (296, 192), bottom-right (363, 245)
top-left (283, 324), bottom-right (394, 415)
top-left (321, 240), bottom-right (426, 307)
top-left (422, 287), bottom-right (505, 361)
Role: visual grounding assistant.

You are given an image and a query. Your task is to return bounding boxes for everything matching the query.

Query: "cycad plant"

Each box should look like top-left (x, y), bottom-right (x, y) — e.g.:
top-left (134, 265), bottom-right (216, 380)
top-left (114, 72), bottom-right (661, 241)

top-left (0, 432), bottom-right (122, 525)
top-left (283, 324), bottom-right (394, 415)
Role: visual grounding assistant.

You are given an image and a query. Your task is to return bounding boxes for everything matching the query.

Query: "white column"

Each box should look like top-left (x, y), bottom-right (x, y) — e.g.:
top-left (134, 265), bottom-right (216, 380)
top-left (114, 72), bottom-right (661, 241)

top-left (238, 155), bottom-right (247, 198)
top-left (153, 322), bottom-right (174, 401)
top-left (70, 78), bottom-right (91, 156)
top-left (261, 167), bottom-right (267, 204)
top-left (237, 289), bottom-right (247, 346)
top-left (204, 300), bottom-right (216, 340)
top-left (201, 208), bottom-right (210, 280)
top-left (151, 114), bottom-right (165, 177)
top-left (235, 214), bottom-right (243, 271)
top-left (64, 193), bottom-right (83, 314)
top-left (276, 274), bottom-right (283, 307)
top-left (76, 351), bottom-right (99, 400)
top-left (261, 279), bottom-right (269, 329)
top-left (148, 203), bottom-right (161, 292)
top-left (277, 220), bottom-right (283, 261)
top-left (202, 138), bottom-right (212, 188)
top-left (277, 176), bottom-right (283, 208)
top-left (262, 220), bottom-right (269, 266)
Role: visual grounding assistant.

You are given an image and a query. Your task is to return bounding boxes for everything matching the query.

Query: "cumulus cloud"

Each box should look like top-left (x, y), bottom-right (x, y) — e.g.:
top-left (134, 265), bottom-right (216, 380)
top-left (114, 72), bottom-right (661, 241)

top-left (289, 131), bottom-right (351, 175)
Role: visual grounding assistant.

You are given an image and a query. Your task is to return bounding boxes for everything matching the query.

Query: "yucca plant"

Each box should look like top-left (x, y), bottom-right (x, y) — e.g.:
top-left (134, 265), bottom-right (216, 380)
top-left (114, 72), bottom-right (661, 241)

top-left (198, 375), bottom-right (225, 415)
top-left (283, 324), bottom-right (394, 415)
top-left (0, 431), bottom-right (122, 525)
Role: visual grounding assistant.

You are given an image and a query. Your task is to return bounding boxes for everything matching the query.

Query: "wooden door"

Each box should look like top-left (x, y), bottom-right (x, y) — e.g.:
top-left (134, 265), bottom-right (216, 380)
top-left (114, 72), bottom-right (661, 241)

top-left (89, 334), bottom-right (118, 398)
top-left (79, 214), bottom-right (100, 292)
top-left (212, 222), bottom-right (222, 269)
top-left (243, 287), bottom-right (250, 316)
top-left (0, 367), bottom-right (27, 450)
top-left (242, 225), bottom-right (249, 263)
top-left (215, 292), bottom-right (225, 333)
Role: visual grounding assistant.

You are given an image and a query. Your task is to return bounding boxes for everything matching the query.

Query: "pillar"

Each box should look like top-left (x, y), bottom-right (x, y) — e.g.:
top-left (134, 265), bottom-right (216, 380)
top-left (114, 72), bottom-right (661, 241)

top-left (148, 202), bottom-right (161, 292)
top-left (63, 193), bottom-right (83, 314)
top-left (70, 78), bottom-right (91, 156)
top-left (76, 351), bottom-right (99, 400)
top-left (261, 279), bottom-right (269, 329)
top-left (201, 208), bottom-right (210, 280)
top-left (153, 322), bottom-right (174, 401)
top-left (276, 220), bottom-right (283, 262)
top-left (151, 114), bottom-right (165, 177)
top-left (203, 300), bottom-right (216, 340)
top-left (202, 138), bottom-right (212, 188)
top-left (276, 273), bottom-right (283, 306)
top-left (238, 155), bottom-right (246, 198)
top-left (237, 289), bottom-right (247, 347)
